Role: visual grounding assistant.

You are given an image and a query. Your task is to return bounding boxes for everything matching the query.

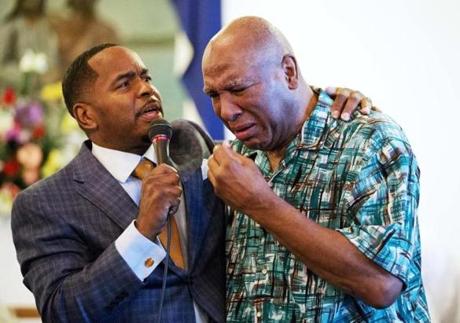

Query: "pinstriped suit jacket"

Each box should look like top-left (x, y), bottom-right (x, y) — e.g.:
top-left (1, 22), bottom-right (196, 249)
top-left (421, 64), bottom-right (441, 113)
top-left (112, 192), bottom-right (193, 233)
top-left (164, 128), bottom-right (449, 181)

top-left (12, 140), bottom-right (225, 322)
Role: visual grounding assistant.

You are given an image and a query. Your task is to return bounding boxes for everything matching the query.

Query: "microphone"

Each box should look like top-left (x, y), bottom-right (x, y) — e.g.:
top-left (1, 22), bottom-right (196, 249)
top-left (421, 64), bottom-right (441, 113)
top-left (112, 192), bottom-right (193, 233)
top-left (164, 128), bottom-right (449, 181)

top-left (148, 118), bottom-right (173, 166)
top-left (148, 118), bottom-right (178, 217)
top-left (148, 118), bottom-right (175, 323)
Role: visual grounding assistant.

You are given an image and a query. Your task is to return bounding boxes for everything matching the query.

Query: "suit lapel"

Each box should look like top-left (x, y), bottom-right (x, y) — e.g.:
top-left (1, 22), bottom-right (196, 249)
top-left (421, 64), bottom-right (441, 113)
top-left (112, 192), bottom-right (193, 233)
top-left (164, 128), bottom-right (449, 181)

top-left (72, 142), bottom-right (138, 230)
top-left (182, 169), bottom-right (210, 270)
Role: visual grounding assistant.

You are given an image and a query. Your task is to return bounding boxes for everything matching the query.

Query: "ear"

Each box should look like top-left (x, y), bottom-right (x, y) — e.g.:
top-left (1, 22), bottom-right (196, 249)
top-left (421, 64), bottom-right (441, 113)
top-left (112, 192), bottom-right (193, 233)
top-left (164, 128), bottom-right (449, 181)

top-left (73, 103), bottom-right (98, 132)
top-left (281, 54), bottom-right (299, 90)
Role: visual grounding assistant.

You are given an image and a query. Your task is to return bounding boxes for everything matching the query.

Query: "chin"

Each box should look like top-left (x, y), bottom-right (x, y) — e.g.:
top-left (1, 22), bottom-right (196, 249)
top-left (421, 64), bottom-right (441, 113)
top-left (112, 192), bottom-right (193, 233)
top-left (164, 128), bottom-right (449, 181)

top-left (242, 139), bottom-right (264, 150)
top-left (141, 134), bottom-right (150, 143)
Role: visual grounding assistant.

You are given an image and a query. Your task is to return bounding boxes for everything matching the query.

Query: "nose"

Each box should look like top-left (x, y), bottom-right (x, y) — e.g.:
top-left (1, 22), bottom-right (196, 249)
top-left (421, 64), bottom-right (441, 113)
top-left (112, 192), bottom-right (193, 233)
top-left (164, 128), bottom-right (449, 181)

top-left (217, 93), bottom-right (242, 122)
top-left (138, 78), bottom-right (156, 98)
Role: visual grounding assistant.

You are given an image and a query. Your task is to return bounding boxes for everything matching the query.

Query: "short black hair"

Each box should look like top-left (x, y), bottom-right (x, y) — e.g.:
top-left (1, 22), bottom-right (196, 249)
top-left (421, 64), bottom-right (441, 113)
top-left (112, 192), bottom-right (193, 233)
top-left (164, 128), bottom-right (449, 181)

top-left (62, 43), bottom-right (117, 116)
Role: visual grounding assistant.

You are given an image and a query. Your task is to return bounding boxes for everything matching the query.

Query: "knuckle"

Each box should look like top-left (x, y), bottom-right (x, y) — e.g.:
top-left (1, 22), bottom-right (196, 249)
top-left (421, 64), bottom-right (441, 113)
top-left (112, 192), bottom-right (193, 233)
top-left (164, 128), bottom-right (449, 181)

top-left (334, 94), bottom-right (347, 105)
top-left (349, 96), bottom-right (360, 105)
top-left (350, 91), bottom-right (362, 100)
top-left (342, 90), bottom-right (351, 97)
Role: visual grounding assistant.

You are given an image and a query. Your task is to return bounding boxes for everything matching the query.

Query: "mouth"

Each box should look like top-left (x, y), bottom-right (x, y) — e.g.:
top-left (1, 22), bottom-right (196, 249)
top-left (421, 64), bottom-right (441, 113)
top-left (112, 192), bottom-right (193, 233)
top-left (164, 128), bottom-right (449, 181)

top-left (231, 123), bottom-right (256, 141)
top-left (137, 100), bottom-right (162, 121)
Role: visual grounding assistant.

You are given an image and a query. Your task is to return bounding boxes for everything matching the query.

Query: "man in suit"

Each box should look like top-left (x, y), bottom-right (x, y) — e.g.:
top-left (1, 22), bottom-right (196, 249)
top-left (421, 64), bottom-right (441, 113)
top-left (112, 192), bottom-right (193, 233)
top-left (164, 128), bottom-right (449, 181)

top-left (12, 43), bottom-right (225, 322)
top-left (11, 42), bottom-right (368, 322)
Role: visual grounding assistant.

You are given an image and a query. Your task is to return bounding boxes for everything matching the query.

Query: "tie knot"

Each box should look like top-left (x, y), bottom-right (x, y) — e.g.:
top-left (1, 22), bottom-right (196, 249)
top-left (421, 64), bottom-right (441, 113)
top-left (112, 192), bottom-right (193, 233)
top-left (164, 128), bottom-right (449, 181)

top-left (132, 158), bottom-right (156, 180)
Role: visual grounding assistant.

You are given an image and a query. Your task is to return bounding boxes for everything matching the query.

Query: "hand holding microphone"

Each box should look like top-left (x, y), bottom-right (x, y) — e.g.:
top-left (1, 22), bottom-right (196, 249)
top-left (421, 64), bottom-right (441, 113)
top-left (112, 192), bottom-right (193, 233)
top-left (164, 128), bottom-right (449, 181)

top-left (149, 119), bottom-right (181, 216)
top-left (135, 119), bottom-right (182, 241)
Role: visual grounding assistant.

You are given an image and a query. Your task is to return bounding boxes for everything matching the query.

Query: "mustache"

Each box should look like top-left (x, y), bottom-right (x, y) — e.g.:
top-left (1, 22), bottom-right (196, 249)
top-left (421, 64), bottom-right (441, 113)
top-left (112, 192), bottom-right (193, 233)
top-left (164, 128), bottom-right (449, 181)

top-left (135, 99), bottom-right (162, 117)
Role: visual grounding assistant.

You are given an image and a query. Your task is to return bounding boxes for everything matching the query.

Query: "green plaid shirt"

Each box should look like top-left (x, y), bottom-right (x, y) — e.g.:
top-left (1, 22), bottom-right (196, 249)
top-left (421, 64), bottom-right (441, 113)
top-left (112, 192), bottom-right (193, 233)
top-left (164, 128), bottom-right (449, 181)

top-left (226, 90), bottom-right (430, 322)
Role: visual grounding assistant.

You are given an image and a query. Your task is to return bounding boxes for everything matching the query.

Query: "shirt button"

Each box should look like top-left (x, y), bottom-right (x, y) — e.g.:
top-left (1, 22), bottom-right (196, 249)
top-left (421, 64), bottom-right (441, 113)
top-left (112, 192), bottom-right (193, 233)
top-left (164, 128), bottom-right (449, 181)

top-left (256, 311), bottom-right (262, 318)
top-left (144, 257), bottom-right (154, 268)
top-left (262, 268), bottom-right (268, 274)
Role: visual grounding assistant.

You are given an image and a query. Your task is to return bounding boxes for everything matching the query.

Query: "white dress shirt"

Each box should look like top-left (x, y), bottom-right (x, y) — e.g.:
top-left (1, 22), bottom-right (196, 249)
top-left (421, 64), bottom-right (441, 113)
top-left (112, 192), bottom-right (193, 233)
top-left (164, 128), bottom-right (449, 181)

top-left (91, 142), bottom-right (208, 323)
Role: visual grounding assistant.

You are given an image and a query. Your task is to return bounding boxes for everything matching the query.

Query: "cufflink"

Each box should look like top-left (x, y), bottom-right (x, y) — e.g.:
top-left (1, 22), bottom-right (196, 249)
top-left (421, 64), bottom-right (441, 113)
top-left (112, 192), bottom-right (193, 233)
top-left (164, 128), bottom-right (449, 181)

top-left (144, 257), bottom-right (154, 268)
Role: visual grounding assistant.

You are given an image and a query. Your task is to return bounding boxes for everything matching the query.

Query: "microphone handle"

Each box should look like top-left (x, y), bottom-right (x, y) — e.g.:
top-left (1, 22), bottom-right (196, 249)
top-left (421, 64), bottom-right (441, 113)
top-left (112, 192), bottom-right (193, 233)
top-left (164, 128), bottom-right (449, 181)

top-left (153, 136), bottom-right (172, 166)
top-left (152, 136), bottom-right (178, 216)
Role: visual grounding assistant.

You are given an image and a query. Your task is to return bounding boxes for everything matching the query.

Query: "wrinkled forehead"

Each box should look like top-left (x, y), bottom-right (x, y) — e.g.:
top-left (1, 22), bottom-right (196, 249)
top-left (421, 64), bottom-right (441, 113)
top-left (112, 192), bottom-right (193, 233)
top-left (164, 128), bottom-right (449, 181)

top-left (203, 42), bottom-right (257, 76)
top-left (202, 55), bottom-right (265, 95)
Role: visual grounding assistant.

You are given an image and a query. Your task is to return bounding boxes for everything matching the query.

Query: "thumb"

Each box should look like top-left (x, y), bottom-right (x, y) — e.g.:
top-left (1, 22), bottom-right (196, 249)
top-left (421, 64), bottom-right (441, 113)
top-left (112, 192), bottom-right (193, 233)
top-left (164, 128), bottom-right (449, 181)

top-left (220, 140), bottom-right (240, 160)
top-left (212, 141), bottom-right (241, 164)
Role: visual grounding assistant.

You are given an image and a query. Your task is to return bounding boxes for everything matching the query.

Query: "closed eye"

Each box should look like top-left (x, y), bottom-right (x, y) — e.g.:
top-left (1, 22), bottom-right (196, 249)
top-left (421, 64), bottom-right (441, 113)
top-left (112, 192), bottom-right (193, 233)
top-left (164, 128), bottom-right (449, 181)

top-left (205, 90), bottom-right (219, 98)
top-left (142, 74), bottom-right (152, 82)
top-left (231, 87), bottom-right (247, 95)
top-left (117, 80), bottom-right (130, 89)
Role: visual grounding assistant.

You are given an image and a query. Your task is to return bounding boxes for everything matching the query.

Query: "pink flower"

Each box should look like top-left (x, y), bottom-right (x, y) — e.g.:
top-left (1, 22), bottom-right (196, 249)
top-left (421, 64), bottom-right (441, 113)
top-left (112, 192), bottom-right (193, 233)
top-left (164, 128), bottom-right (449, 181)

top-left (5, 123), bottom-right (22, 144)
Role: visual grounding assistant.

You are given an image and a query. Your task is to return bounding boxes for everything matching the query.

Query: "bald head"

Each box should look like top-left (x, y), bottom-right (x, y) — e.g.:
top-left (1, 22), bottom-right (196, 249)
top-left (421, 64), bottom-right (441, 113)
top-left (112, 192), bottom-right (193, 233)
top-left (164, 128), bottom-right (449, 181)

top-left (203, 16), bottom-right (294, 70)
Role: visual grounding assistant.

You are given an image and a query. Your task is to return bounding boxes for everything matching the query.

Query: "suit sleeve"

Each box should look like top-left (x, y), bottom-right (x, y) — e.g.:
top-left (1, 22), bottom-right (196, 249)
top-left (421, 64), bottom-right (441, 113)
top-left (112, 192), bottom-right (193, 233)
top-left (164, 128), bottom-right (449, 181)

top-left (12, 188), bottom-right (145, 322)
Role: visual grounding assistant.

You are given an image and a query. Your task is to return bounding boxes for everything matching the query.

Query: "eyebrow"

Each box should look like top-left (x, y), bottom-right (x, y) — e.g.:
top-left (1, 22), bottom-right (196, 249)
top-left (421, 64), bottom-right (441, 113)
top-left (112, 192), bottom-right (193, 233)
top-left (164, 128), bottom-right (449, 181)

top-left (203, 86), bottom-right (214, 95)
top-left (203, 78), bottom-right (253, 95)
top-left (112, 68), bottom-right (149, 85)
top-left (140, 68), bottom-right (149, 76)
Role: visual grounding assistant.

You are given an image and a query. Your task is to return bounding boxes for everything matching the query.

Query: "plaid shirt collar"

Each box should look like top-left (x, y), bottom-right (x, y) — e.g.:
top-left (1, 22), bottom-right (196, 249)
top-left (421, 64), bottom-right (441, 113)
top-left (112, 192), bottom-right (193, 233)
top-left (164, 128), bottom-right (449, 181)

top-left (240, 89), bottom-right (338, 161)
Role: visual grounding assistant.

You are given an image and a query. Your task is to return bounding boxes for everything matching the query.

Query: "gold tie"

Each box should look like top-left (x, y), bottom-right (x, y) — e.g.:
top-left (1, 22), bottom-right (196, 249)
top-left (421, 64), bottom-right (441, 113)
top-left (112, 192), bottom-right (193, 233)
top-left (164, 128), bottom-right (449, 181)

top-left (133, 159), bottom-right (185, 269)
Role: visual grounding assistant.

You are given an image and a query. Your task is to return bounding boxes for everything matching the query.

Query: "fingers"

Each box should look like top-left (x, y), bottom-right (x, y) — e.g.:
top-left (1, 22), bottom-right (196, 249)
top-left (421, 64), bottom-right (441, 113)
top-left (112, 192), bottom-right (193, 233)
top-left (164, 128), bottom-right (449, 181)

top-left (207, 167), bottom-right (217, 188)
top-left (141, 167), bottom-right (182, 210)
top-left (141, 164), bottom-right (179, 184)
top-left (207, 147), bottom-right (222, 188)
top-left (135, 162), bottom-right (183, 240)
top-left (360, 97), bottom-right (373, 114)
top-left (136, 181), bottom-right (182, 240)
top-left (211, 142), bottom-right (236, 163)
top-left (327, 87), bottom-right (373, 120)
top-left (152, 163), bottom-right (178, 175)
top-left (168, 198), bottom-right (181, 216)
top-left (208, 143), bottom-right (238, 192)
top-left (209, 142), bottom-right (244, 172)
top-left (325, 86), bottom-right (336, 96)
top-left (329, 87), bottom-right (349, 119)
top-left (341, 91), bottom-right (361, 121)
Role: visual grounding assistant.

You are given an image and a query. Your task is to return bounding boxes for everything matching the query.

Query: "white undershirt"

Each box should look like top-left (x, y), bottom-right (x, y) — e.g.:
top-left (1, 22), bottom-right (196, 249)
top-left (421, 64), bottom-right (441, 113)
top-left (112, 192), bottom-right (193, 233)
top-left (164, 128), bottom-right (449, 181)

top-left (91, 142), bottom-right (207, 323)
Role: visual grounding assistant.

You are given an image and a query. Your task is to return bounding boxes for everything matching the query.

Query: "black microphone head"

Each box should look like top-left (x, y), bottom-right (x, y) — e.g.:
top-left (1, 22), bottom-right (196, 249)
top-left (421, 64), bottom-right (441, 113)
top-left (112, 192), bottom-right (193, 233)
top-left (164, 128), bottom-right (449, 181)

top-left (149, 118), bottom-right (172, 141)
top-left (169, 119), bottom-right (215, 176)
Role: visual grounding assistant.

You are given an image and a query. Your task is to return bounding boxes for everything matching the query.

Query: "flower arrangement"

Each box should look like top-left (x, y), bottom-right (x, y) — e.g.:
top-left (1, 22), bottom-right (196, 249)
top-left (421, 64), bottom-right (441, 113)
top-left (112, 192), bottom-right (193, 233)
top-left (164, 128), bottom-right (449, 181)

top-left (0, 51), bottom-right (84, 217)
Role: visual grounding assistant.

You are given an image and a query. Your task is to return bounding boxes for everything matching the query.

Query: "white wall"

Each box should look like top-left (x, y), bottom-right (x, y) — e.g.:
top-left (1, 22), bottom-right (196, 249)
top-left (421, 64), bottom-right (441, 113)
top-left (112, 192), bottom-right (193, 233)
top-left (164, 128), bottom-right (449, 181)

top-left (223, 1), bottom-right (460, 322)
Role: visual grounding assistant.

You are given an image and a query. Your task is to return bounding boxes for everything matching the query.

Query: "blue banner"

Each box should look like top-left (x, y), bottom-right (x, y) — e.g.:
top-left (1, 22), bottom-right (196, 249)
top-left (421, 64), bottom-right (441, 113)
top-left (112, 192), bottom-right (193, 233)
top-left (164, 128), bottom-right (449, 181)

top-left (171, 0), bottom-right (224, 139)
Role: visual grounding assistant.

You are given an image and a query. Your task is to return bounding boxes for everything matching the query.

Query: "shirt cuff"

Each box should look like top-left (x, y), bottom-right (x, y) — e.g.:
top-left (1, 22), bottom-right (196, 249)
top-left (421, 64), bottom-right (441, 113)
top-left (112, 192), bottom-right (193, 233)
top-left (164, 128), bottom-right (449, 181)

top-left (115, 220), bottom-right (166, 281)
top-left (201, 158), bottom-right (208, 180)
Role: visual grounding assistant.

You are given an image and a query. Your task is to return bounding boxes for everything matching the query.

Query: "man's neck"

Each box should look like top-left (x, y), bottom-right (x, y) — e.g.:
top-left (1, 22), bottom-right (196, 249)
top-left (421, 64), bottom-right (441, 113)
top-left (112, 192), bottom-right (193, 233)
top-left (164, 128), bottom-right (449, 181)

top-left (266, 89), bottom-right (318, 172)
top-left (304, 88), bottom-right (318, 122)
top-left (267, 149), bottom-right (286, 172)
